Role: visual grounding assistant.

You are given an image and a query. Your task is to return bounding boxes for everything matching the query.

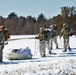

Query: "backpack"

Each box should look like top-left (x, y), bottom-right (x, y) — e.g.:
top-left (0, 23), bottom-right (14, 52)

top-left (65, 25), bottom-right (73, 36)
top-left (0, 25), bottom-right (10, 41)
top-left (43, 29), bottom-right (50, 40)
top-left (50, 30), bottom-right (57, 37)
top-left (4, 30), bottom-right (10, 41)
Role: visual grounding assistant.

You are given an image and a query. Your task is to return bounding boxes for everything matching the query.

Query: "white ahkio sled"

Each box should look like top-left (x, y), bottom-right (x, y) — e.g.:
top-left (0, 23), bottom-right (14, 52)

top-left (6, 47), bottom-right (32, 60)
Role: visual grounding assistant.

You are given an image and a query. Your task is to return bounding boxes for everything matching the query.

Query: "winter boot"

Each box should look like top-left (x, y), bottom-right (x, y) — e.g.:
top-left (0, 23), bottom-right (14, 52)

top-left (56, 46), bottom-right (58, 49)
top-left (42, 55), bottom-right (45, 57)
top-left (49, 51), bottom-right (51, 54)
top-left (62, 49), bottom-right (67, 52)
top-left (51, 47), bottom-right (52, 50)
top-left (68, 47), bottom-right (71, 51)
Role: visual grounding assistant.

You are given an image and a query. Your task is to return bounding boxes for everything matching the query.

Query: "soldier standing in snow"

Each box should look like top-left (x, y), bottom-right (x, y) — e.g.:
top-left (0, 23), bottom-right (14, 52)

top-left (43, 27), bottom-right (51, 55)
top-left (60, 23), bottom-right (72, 52)
top-left (0, 26), bottom-right (5, 62)
top-left (49, 25), bottom-right (58, 54)
top-left (35, 27), bottom-right (46, 57)
top-left (53, 24), bottom-right (58, 49)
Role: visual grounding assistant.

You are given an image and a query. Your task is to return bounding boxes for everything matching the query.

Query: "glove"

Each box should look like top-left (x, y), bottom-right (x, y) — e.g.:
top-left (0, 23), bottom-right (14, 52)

top-left (35, 37), bottom-right (38, 39)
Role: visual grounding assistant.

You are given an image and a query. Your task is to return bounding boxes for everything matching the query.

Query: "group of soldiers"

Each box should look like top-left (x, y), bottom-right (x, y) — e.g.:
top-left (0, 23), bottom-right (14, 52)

top-left (36, 23), bottom-right (73, 57)
top-left (0, 24), bottom-right (73, 62)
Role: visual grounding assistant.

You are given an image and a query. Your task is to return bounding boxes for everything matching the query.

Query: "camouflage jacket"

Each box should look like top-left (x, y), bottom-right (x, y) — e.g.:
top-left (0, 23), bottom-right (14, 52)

top-left (60, 28), bottom-right (71, 38)
top-left (37, 32), bottom-right (44, 41)
top-left (0, 31), bottom-right (5, 45)
top-left (50, 29), bottom-right (57, 38)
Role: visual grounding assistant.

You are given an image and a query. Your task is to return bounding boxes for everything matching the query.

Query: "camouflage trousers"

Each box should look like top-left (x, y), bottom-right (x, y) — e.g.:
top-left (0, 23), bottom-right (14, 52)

top-left (39, 41), bottom-right (46, 56)
top-left (0, 45), bottom-right (4, 61)
top-left (0, 48), bottom-right (3, 61)
top-left (45, 40), bottom-right (51, 52)
top-left (49, 36), bottom-right (58, 49)
top-left (63, 37), bottom-right (70, 50)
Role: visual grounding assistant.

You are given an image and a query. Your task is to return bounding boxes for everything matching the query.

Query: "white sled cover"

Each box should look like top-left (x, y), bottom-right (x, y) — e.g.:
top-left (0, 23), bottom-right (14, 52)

top-left (7, 47), bottom-right (32, 60)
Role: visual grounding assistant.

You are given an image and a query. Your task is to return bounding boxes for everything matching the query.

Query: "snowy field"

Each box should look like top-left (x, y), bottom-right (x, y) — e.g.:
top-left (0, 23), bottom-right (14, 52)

top-left (0, 35), bottom-right (76, 75)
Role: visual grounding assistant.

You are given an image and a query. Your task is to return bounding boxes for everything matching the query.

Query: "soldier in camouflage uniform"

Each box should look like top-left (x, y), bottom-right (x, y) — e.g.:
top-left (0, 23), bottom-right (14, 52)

top-left (60, 23), bottom-right (72, 52)
top-left (43, 28), bottom-right (51, 55)
top-left (49, 25), bottom-right (58, 54)
top-left (0, 27), bottom-right (5, 62)
top-left (36, 28), bottom-right (46, 57)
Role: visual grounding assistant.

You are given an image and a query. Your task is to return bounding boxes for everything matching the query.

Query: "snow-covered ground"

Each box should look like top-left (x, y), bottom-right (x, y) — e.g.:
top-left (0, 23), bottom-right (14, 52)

top-left (0, 35), bottom-right (76, 75)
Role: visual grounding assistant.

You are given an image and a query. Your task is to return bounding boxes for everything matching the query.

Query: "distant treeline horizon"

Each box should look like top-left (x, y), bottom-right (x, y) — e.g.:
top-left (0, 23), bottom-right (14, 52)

top-left (0, 6), bottom-right (76, 35)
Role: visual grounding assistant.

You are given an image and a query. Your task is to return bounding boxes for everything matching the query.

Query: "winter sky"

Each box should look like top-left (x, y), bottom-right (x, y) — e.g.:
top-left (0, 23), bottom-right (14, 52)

top-left (0, 0), bottom-right (76, 19)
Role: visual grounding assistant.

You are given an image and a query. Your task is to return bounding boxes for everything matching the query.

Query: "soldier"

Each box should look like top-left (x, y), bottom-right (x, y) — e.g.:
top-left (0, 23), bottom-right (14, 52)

top-left (35, 27), bottom-right (46, 57)
top-left (43, 27), bottom-right (51, 55)
top-left (60, 23), bottom-right (72, 52)
top-left (53, 24), bottom-right (58, 49)
top-left (0, 26), bottom-right (5, 62)
top-left (49, 25), bottom-right (58, 54)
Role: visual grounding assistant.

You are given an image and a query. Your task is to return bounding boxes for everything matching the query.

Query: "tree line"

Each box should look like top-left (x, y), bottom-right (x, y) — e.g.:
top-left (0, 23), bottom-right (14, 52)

top-left (0, 6), bottom-right (76, 35)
